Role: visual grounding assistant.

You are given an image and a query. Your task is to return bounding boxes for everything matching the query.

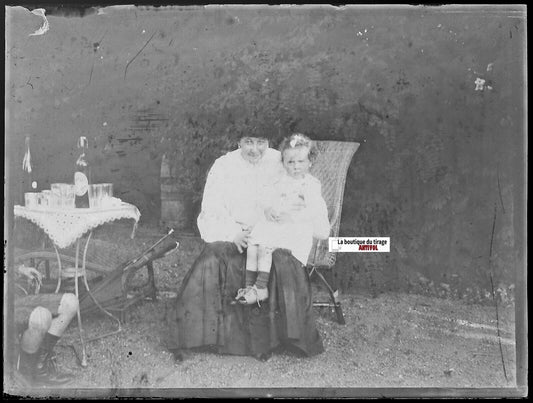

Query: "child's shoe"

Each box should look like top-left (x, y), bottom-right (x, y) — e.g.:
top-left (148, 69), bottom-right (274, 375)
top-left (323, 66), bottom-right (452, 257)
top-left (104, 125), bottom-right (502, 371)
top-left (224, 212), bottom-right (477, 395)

top-left (233, 286), bottom-right (252, 302)
top-left (237, 285), bottom-right (268, 306)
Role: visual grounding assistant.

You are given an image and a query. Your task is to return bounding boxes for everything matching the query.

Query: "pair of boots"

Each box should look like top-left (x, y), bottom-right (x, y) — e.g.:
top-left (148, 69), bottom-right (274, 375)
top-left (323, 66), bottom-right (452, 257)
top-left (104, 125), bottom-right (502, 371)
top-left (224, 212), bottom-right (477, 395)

top-left (17, 333), bottom-right (74, 387)
top-left (235, 285), bottom-right (269, 305)
top-left (234, 270), bottom-right (270, 306)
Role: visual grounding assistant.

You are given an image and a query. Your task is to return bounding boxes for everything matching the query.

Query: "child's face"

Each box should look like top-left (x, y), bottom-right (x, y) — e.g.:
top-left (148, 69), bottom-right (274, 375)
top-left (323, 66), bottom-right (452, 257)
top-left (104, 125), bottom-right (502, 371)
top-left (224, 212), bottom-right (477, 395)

top-left (282, 147), bottom-right (311, 179)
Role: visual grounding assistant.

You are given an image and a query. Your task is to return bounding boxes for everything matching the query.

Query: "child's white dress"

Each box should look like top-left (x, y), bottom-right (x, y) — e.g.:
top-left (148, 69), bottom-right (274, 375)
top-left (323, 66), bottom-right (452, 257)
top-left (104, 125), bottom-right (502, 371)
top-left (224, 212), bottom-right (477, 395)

top-left (249, 173), bottom-right (330, 265)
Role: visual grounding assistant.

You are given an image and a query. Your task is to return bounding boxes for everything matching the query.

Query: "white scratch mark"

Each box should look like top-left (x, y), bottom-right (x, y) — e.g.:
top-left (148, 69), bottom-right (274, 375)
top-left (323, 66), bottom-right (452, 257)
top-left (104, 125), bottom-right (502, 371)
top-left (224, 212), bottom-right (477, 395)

top-left (22, 137), bottom-right (32, 173)
top-left (29, 8), bottom-right (49, 37)
top-left (474, 77), bottom-right (485, 91)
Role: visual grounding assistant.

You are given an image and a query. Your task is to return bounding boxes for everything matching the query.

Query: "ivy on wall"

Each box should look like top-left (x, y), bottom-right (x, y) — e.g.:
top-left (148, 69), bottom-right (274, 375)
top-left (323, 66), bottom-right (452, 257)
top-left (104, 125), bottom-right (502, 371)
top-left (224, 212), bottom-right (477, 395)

top-left (6, 6), bottom-right (525, 301)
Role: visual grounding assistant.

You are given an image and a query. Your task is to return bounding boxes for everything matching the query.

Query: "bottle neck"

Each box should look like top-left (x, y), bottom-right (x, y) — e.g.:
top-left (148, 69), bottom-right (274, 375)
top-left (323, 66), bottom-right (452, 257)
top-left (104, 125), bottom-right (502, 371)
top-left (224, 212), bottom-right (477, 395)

top-left (76, 137), bottom-right (90, 178)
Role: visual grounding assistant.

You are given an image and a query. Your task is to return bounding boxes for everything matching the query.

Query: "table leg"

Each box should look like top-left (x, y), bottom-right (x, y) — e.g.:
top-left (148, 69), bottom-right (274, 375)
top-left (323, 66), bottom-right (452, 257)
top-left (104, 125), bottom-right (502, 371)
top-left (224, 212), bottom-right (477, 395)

top-left (74, 240), bottom-right (88, 367)
top-left (80, 232), bottom-right (122, 342)
top-left (53, 246), bottom-right (63, 294)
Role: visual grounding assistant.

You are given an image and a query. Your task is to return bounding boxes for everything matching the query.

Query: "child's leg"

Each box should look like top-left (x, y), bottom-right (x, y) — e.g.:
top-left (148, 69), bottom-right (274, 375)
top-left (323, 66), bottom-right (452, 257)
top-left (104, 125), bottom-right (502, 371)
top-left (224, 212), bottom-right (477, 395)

top-left (48, 293), bottom-right (79, 337)
top-left (245, 244), bottom-right (259, 287)
top-left (20, 307), bottom-right (52, 354)
top-left (255, 245), bottom-right (273, 289)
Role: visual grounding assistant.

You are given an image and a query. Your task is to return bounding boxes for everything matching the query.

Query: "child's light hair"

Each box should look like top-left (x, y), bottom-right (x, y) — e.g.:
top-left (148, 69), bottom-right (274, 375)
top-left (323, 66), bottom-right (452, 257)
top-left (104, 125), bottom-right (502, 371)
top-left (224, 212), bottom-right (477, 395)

top-left (279, 133), bottom-right (318, 162)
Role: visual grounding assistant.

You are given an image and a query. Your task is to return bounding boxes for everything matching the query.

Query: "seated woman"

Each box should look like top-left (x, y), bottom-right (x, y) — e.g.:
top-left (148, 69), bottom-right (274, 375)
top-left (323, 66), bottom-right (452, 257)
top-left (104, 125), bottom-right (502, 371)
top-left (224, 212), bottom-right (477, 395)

top-left (165, 131), bottom-right (326, 360)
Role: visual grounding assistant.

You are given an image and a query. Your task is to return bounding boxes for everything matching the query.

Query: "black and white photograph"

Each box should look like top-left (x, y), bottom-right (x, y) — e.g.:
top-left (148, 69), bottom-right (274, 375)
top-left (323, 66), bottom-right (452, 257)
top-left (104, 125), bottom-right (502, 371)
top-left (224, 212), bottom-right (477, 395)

top-left (3, 3), bottom-right (527, 399)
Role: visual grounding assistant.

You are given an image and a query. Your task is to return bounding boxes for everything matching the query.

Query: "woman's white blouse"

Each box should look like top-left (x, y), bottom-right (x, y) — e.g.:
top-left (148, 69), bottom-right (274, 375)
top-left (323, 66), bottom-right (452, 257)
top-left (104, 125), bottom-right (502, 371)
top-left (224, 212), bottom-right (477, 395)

top-left (197, 148), bottom-right (285, 242)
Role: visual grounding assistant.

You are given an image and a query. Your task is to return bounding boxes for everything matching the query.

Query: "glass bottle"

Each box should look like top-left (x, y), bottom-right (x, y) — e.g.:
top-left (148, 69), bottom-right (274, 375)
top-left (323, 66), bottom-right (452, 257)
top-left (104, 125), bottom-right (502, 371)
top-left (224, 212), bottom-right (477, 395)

top-left (74, 136), bottom-right (91, 208)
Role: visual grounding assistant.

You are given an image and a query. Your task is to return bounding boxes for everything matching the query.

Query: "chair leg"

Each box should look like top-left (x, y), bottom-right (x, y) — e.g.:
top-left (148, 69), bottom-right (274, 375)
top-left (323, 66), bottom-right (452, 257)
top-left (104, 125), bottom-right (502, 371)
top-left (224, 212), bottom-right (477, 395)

top-left (313, 268), bottom-right (345, 325)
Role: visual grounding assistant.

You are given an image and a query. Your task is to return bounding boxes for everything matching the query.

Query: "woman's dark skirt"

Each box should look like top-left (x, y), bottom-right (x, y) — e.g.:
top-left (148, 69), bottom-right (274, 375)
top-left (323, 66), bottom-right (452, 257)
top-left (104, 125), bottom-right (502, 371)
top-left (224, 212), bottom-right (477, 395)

top-left (165, 241), bottom-right (324, 357)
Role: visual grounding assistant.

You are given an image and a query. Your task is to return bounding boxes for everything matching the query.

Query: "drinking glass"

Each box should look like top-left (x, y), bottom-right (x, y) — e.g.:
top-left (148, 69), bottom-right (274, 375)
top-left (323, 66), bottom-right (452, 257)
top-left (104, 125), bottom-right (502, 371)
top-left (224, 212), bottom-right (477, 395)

top-left (24, 192), bottom-right (39, 209)
top-left (50, 191), bottom-right (61, 208)
top-left (88, 184), bottom-right (103, 208)
top-left (51, 183), bottom-right (66, 208)
top-left (61, 184), bottom-right (76, 209)
top-left (38, 190), bottom-right (51, 209)
top-left (100, 183), bottom-right (114, 207)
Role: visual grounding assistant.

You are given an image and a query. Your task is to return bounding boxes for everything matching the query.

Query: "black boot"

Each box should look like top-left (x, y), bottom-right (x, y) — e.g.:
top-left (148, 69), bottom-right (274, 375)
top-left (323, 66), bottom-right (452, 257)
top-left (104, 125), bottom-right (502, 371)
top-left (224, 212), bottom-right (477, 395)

top-left (19, 333), bottom-right (75, 386)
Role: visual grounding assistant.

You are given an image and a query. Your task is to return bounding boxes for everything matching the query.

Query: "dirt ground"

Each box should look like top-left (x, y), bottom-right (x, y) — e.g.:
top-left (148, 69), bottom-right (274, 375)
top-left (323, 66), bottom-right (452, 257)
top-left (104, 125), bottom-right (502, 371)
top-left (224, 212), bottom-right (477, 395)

top-left (4, 223), bottom-right (520, 398)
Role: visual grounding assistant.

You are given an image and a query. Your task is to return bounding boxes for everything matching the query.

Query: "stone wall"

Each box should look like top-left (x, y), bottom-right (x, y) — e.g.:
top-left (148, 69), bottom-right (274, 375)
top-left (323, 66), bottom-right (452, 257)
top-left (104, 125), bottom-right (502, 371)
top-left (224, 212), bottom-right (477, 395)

top-left (5, 5), bottom-right (526, 300)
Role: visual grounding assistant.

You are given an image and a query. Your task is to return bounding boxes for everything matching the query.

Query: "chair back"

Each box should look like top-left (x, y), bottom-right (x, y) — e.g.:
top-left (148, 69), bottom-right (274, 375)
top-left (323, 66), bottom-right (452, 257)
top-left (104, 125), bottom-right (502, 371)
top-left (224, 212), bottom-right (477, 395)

top-left (306, 140), bottom-right (359, 268)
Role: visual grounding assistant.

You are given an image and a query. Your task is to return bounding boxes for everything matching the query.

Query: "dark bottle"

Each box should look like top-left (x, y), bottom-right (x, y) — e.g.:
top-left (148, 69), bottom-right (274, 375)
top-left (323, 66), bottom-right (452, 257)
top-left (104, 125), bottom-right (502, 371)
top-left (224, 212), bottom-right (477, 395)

top-left (74, 136), bottom-right (91, 208)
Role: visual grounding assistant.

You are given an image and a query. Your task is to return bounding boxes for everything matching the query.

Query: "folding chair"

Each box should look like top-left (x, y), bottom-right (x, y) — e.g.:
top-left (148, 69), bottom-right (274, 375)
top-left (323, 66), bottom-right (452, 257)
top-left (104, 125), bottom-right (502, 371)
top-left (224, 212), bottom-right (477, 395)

top-left (306, 140), bottom-right (360, 325)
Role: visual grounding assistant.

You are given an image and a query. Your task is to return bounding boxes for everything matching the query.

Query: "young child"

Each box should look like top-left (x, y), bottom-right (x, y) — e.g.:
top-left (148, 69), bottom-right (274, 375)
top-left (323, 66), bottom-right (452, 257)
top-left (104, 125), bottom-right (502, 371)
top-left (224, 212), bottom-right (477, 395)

top-left (235, 133), bottom-right (330, 305)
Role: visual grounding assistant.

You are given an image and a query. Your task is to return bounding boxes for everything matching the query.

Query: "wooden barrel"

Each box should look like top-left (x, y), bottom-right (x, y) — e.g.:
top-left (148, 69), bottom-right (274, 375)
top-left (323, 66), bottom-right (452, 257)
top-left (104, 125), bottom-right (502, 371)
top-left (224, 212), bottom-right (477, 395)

top-left (160, 154), bottom-right (194, 231)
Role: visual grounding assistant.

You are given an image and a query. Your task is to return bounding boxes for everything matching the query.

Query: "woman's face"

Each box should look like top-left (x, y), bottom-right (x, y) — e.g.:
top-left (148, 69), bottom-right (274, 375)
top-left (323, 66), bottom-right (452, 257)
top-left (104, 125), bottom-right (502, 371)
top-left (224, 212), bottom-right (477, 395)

top-left (282, 147), bottom-right (311, 179)
top-left (239, 137), bottom-right (269, 164)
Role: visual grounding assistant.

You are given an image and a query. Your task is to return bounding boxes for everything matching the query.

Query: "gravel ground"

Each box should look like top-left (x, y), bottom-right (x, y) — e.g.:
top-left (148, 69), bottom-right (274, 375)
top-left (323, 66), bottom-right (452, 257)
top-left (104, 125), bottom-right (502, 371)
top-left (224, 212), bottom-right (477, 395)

top-left (5, 223), bottom-right (519, 398)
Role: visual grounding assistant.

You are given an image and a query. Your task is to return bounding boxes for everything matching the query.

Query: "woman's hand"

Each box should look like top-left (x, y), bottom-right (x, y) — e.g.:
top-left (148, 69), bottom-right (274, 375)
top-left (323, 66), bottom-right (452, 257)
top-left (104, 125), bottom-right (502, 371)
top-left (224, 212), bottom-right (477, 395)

top-left (17, 264), bottom-right (42, 287)
top-left (233, 229), bottom-right (251, 254)
top-left (265, 207), bottom-right (293, 224)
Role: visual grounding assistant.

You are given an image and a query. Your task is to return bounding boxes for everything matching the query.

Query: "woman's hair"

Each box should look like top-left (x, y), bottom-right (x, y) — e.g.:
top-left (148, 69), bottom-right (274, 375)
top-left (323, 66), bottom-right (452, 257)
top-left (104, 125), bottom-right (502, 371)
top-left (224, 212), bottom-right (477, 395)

top-left (278, 133), bottom-right (319, 162)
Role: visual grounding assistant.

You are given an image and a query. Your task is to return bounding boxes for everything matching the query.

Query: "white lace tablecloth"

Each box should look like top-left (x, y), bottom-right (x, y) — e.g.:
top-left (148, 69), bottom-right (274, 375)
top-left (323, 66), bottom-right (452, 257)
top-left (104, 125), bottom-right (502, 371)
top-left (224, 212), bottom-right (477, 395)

top-left (14, 203), bottom-right (141, 249)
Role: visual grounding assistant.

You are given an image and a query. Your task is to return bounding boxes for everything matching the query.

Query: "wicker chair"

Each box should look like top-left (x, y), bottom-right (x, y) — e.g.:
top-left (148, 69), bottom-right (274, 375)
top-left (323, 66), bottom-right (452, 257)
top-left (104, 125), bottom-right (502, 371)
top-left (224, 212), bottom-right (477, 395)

top-left (158, 140), bottom-right (358, 324)
top-left (306, 140), bottom-right (360, 325)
